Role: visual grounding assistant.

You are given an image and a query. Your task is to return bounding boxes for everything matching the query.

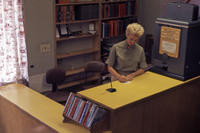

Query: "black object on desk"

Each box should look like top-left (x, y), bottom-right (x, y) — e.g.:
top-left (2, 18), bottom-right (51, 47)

top-left (106, 76), bottom-right (117, 93)
top-left (106, 88), bottom-right (116, 93)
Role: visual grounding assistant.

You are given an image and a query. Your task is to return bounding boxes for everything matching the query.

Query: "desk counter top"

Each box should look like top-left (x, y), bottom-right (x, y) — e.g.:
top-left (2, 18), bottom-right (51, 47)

top-left (78, 72), bottom-right (184, 110)
top-left (0, 83), bottom-right (89, 133)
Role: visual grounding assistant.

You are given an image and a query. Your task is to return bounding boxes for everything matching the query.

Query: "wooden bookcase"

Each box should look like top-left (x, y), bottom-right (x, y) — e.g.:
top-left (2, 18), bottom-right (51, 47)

top-left (54, 0), bottom-right (137, 89)
top-left (101, 0), bottom-right (138, 62)
top-left (54, 0), bottom-right (101, 89)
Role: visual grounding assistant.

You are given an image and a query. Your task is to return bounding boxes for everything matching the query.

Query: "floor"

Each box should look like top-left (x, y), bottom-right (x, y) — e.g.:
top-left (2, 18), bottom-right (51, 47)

top-left (42, 78), bottom-right (110, 105)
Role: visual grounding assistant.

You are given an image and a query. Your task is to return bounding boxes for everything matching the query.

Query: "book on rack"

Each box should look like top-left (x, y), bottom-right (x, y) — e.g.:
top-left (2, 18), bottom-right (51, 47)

top-left (87, 106), bottom-right (106, 128)
top-left (63, 92), bottom-right (75, 116)
top-left (63, 92), bottom-right (107, 128)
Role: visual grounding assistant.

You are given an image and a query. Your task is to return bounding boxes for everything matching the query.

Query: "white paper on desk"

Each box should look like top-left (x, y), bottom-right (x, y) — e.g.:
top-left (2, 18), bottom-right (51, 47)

top-left (123, 81), bottom-right (131, 84)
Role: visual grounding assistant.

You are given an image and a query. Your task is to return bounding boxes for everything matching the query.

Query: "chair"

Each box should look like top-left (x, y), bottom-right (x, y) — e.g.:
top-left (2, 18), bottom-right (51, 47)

top-left (45, 68), bottom-right (68, 104)
top-left (46, 68), bottom-right (66, 92)
top-left (83, 61), bottom-right (106, 89)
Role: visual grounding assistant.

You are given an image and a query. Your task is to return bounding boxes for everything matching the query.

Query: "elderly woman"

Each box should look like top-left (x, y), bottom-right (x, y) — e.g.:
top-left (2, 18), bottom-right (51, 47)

top-left (106, 23), bottom-right (147, 82)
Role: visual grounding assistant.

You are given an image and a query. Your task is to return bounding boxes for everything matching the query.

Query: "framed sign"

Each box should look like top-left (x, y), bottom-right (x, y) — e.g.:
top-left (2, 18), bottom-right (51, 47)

top-left (159, 26), bottom-right (181, 58)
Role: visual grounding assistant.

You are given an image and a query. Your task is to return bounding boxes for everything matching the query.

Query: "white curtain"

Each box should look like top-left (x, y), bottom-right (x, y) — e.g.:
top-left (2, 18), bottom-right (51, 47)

top-left (0, 0), bottom-right (28, 86)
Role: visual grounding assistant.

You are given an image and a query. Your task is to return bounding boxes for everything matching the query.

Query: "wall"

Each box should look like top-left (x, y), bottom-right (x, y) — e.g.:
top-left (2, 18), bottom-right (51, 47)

top-left (23, 0), bottom-right (55, 92)
top-left (137, 0), bottom-right (179, 46)
top-left (137, 0), bottom-right (199, 42)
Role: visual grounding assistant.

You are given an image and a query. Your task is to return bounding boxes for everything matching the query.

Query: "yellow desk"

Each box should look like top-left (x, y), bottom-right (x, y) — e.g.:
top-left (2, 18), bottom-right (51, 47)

top-left (78, 72), bottom-right (200, 133)
top-left (0, 83), bottom-right (89, 133)
top-left (78, 71), bottom-right (183, 110)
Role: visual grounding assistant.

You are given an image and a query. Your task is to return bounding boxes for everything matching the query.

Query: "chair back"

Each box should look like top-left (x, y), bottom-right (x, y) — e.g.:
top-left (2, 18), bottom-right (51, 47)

top-left (46, 68), bottom-right (66, 92)
top-left (84, 61), bottom-right (105, 73)
top-left (84, 61), bottom-right (105, 88)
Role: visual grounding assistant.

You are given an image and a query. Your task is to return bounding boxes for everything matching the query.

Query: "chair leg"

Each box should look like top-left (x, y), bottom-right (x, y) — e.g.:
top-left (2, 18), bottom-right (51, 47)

top-left (52, 84), bottom-right (57, 92)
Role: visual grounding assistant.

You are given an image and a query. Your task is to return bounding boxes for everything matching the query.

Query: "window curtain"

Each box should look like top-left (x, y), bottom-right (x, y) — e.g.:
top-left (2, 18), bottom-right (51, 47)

top-left (0, 0), bottom-right (28, 86)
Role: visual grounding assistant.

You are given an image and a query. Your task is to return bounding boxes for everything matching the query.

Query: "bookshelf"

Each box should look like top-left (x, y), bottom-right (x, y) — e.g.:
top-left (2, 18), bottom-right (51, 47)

top-left (101, 0), bottom-right (138, 62)
top-left (54, 0), bottom-right (101, 89)
top-left (54, 0), bottom-right (137, 88)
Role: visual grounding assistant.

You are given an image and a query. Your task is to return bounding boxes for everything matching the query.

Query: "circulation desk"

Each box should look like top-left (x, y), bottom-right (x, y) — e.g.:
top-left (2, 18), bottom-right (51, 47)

top-left (0, 83), bottom-right (90, 133)
top-left (78, 71), bottom-right (200, 133)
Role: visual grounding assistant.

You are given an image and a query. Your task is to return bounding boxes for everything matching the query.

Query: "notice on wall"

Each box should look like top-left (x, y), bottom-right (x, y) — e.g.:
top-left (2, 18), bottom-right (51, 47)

top-left (159, 26), bottom-right (181, 58)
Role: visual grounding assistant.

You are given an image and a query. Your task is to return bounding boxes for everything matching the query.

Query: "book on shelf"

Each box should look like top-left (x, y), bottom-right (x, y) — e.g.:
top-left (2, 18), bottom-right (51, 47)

top-left (103, 2), bottom-right (135, 18)
top-left (78, 0), bottom-right (96, 2)
top-left (101, 17), bottom-right (137, 39)
top-left (127, 1), bottom-right (135, 16)
top-left (56, 27), bottom-right (60, 38)
top-left (74, 4), bottom-right (99, 20)
top-left (63, 92), bottom-right (107, 128)
top-left (59, 24), bottom-right (68, 37)
top-left (56, 6), bottom-right (73, 23)
top-left (58, 0), bottom-right (69, 4)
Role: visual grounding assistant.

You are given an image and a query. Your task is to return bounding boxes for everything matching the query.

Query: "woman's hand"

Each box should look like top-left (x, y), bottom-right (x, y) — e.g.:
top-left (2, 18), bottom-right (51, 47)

top-left (117, 75), bottom-right (129, 83)
top-left (126, 73), bottom-right (136, 81)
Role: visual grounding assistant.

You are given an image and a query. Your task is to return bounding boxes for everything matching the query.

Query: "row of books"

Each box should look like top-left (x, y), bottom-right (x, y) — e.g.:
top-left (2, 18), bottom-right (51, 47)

top-left (56, 0), bottom-right (96, 4)
top-left (63, 92), bottom-right (106, 128)
top-left (101, 18), bottom-right (135, 38)
top-left (102, 1), bottom-right (135, 18)
top-left (56, 6), bottom-right (73, 23)
top-left (74, 5), bottom-right (99, 20)
top-left (101, 37), bottom-right (124, 62)
top-left (56, 5), bottom-right (99, 23)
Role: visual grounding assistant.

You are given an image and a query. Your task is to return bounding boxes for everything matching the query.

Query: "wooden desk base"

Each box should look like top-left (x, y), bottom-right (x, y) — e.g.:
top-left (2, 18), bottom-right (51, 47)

top-left (109, 78), bottom-right (200, 133)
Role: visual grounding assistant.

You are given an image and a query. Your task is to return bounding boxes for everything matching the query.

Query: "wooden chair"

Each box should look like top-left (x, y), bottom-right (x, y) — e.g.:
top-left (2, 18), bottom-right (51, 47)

top-left (45, 68), bottom-right (68, 103)
top-left (83, 61), bottom-right (106, 89)
top-left (46, 68), bottom-right (66, 92)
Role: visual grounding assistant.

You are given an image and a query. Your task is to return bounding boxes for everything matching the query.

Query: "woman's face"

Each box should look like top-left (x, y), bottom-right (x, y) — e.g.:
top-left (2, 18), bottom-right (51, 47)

top-left (126, 33), bottom-right (140, 46)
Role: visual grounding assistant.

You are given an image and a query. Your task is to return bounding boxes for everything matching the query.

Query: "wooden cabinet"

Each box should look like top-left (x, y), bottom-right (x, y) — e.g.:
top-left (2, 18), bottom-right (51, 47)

top-left (54, 0), bottom-right (137, 89)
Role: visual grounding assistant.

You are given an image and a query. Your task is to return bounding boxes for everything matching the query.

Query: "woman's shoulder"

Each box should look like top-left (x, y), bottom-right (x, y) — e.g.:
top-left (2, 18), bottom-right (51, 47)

top-left (135, 43), bottom-right (144, 51)
top-left (113, 40), bottom-right (126, 48)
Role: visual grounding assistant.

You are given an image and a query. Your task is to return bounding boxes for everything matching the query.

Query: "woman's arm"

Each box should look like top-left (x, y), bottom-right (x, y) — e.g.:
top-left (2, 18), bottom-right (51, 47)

top-left (107, 65), bottom-right (128, 82)
top-left (126, 68), bottom-right (145, 81)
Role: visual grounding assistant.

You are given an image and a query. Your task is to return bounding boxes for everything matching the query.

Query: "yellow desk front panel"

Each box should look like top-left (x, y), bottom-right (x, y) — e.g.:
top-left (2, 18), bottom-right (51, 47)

top-left (0, 83), bottom-right (89, 133)
top-left (78, 71), bottom-right (184, 110)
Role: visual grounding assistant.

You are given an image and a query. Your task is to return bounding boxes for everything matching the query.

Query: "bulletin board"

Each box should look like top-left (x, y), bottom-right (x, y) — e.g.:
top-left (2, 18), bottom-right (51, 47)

top-left (159, 26), bottom-right (181, 58)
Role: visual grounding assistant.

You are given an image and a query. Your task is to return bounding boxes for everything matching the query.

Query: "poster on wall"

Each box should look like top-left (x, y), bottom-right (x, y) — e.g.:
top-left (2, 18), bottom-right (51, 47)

top-left (159, 26), bottom-right (181, 58)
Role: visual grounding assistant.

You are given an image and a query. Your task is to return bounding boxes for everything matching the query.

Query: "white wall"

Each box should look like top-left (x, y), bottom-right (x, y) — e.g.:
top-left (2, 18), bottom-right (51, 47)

top-left (23, 0), bottom-right (55, 92)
